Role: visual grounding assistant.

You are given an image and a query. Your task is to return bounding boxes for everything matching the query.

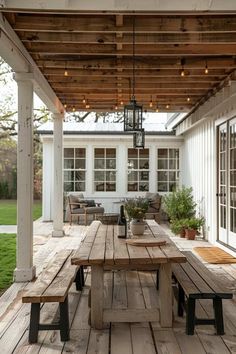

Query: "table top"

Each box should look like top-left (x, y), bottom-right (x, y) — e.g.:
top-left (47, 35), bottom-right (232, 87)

top-left (71, 220), bottom-right (186, 267)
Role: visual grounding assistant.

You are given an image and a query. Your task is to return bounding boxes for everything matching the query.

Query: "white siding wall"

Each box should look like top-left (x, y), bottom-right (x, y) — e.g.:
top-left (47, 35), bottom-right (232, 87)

top-left (182, 118), bottom-right (217, 243)
top-left (41, 134), bottom-right (183, 220)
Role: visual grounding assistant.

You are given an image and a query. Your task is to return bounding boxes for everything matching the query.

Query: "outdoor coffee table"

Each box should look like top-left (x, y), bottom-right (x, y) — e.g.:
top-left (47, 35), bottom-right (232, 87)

top-left (71, 219), bottom-right (186, 329)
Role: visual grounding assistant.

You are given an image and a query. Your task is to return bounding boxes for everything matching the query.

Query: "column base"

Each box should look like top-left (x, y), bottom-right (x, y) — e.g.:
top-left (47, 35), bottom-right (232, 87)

top-left (14, 266), bottom-right (36, 282)
top-left (52, 229), bottom-right (65, 237)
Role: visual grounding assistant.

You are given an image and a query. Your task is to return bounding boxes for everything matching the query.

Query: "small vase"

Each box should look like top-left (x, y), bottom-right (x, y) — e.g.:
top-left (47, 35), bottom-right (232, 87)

top-left (130, 219), bottom-right (145, 236)
top-left (185, 229), bottom-right (197, 240)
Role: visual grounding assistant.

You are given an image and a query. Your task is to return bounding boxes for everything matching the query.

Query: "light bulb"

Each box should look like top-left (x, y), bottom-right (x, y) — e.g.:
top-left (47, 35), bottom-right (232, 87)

top-left (156, 107), bottom-right (159, 113)
top-left (205, 66), bottom-right (208, 74)
top-left (166, 104), bottom-right (169, 109)
top-left (64, 70), bottom-right (68, 76)
top-left (72, 106), bottom-right (75, 112)
top-left (187, 97), bottom-right (191, 102)
top-left (181, 69), bottom-right (185, 77)
top-left (64, 104), bottom-right (67, 108)
top-left (120, 100), bottom-right (124, 105)
top-left (85, 103), bottom-right (90, 109)
top-left (82, 97), bottom-right (86, 104)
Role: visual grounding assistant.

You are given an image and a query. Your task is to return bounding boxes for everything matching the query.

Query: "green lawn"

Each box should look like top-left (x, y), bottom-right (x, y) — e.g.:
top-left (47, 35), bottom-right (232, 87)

top-left (0, 234), bottom-right (16, 292)
top-left (0, 200), bottom-right (42, 225)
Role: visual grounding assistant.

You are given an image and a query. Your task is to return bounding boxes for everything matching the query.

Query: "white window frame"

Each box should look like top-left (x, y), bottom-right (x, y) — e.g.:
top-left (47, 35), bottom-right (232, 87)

top-left (63, 147), bottom-right (86, 192)
top-left (156, 148), bottom-right (180, 192)
top-left (127, 148), bottom-right (150, 192)
top-left (93, 147), bottom-right (117, 192)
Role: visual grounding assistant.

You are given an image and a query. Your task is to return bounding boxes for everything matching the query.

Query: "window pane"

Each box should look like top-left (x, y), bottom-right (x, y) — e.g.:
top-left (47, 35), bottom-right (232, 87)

top-left (139, 159), bottom-right (149, 169)
top-left (139, 182), bottom-right (149, 191)
top-left (75, 182), bottom-right (85, 191)
top-left (64, 148), bottom-right (74, 158)
top-left (75, 171), bottom-right (85, 181)
top-left (106, 148), bottom-right (116, 158)
top-left (94, 171), bottom-right (105, 181)
top-left (169, 182), bottom-right (177, 192)
top-left (95, 182), bottom-right (105, 192)
top-left (106, 182), bottom-right (116, 191)
top-left (230, 149), bottom-right (236, 170)
top-left (169, 171), bottom-right (176, 181)
top-left (169, 159), bottom-right (176, 169)
top-left (75, 159), bottom-right (85, 169)
top-left (94, 159), bottom-right (105, 169)
top-left (106, 159), bottom-right (116, 169)
top-left (158, 149), bottom-right (168, 158)
top-left (139, 149), bottom-right (149, 158)
top-left (158, 160), bottom-right (168, 170)
top-left (75, 148), bottom-right (85, 158)
top-left (95, 148), bottom-right (105, 158)
top-left (128, 171), bottom-right (138, 181)
top-left (139, 171), bottom-right (149, 181)
top-left (64, 171), bottom-right (74, 181)
top-left (64, 159), bottom-right (74, 169)
top-left (64, 182), bottom-right (74, 192)
top-left (169, 149), bottom-right (179, 158)
top-left (158, 182), bottom-right (168, 192)
top-left (157, 171), bottom-right (167, 181)
top-left (128, 182), bottom-right (138, 191)
top-left (128, 149), bottom-right (138, 158)
top-left (106, 171), bottom-right (116, 181)
top-left (128, 159), bottom-right (138, 169)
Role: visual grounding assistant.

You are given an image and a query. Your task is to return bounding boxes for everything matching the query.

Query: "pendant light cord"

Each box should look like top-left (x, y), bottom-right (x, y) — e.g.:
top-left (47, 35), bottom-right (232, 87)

top-left (132, 15), bottom-right (135, 100)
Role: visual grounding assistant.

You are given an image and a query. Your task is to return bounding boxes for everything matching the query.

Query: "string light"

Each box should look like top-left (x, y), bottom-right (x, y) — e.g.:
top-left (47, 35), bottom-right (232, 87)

top-left (166, 104), bottom-right (170, 109)
top-left (115, 104), bottom-right (118, 110)
top-left (149, 96), bottom-right (153, 108)
top-left (64, 69), bottom-right (68, 76)
top-left (120, 100), bottom-right (124, 106)
top-left (85, 102), bottom-right (90, 109)
top-left (64, 104), bottom-right (67, 108)
top-left (155, 106), bottom-right (159, 113)
top-left (82, 96), bottom-right (86, 104)
top-left (180, 58), bottom-right (185, 77)
top-left (205, 61), bottom-right (209, 74)
top-left (187, 97), bottom-right (191, 102)
top-left (72, 106), bottom-right (75, 112)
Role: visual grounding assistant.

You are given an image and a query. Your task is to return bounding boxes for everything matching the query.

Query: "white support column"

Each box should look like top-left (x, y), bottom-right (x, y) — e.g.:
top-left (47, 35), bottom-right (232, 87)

top-left (14, 73), bottom-right (36, 282)
top-left (52, 113), bottom-right (65, 237)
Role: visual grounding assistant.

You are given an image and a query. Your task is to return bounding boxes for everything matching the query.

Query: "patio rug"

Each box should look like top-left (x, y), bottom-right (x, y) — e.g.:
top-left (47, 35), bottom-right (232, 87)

top-left (193, 247), bottom-right (236, 264)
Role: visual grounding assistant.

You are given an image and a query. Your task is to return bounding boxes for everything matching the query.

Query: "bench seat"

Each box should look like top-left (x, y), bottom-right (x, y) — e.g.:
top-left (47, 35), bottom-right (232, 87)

top-left (22, 249), bottom-right (84, 343)
top-left (172, 251), bottom-right (233, 335)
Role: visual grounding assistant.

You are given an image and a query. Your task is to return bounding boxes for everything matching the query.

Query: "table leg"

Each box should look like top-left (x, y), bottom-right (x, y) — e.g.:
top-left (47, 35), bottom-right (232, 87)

top-left (91, 265), bottom-right (104, 329)
top-left (159, 263), bottom-right (172, 327)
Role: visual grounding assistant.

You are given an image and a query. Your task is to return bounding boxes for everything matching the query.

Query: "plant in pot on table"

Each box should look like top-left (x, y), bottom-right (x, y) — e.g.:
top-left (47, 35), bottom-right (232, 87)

top-left (124, 197), bottom-right (149, 235)
top-left (163, 186), bottom-right (196, 237)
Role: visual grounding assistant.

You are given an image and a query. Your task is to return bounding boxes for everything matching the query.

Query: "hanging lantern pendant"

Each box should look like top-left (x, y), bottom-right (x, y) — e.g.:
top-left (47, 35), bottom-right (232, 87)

top-left (124, 16), bottom-right (143, 132)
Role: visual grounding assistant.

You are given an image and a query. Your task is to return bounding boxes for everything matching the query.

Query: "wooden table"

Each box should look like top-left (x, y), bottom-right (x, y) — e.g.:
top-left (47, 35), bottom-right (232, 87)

top-left (71, 219), bottom-right (186, 329)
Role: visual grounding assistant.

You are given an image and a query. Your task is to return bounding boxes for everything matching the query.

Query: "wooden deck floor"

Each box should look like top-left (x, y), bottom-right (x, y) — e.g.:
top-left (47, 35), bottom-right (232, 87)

top-left (1, 222), bottom-right (236, 354)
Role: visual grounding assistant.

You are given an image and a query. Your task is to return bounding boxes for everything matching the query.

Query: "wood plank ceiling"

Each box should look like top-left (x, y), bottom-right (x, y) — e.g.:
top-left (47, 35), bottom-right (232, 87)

top-left (3, 12), bottom-right (236, 113)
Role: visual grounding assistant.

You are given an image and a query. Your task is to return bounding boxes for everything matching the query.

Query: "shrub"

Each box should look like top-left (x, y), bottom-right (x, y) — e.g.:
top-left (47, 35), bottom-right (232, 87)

top-left (124, 197), bottom-right (149, 220)
top-left (163, 186), bottom-right (196, 220)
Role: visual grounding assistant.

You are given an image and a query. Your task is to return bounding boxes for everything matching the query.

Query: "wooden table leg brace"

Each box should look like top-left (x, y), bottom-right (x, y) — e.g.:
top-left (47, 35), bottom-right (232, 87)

top-left (91, 265), bottom-right (104, 329)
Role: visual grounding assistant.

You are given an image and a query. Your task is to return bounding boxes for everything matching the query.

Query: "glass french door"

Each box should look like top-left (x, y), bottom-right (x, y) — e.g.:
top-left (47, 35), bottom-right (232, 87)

top-left (217, 119), bottom-right (236, 249)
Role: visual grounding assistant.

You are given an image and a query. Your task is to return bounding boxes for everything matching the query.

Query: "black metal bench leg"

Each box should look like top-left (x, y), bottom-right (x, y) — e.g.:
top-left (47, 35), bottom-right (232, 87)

top-left (75, 268), bottom-right (82, 291)
top-left (29, 303), bottom-right (40, 343)
top-left (186, 298), bottom-right (196, 335)
top-left (80, 265), bottom-right (85, 287)
top-left (213, 298), bottom-right (225, 335)
top-left (156, 269), bottom-right (159, 290)
top-left (178, 284), bottom-right (185, 317)
top-left (59, 296), bottom-right (70, 341)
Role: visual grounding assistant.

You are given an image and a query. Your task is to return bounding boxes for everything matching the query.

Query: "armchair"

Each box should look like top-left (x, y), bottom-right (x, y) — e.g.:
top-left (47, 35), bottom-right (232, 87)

top-left (67, 193), bottom-right (104, 225)
top-left (145, 192), bottom-right (162, 223)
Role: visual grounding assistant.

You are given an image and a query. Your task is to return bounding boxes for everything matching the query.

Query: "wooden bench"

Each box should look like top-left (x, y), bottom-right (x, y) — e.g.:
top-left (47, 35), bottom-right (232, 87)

top-left (172, 251), bottom-right (233, 335)
top-left (22, 249), bottom-right (85, 343)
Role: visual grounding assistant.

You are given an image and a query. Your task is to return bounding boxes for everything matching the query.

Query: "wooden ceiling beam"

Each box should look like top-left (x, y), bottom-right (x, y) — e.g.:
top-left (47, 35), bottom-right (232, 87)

top-left (35, 58), bottom-right (236, 69)
top-left (11, 15), bottom-right (236, 33)
top-left (26, 43), bottom-right (236, 56)
top-left (18, 31), bottom-right (236, 44)
top-left (50, 82), bottom-right (212, 89)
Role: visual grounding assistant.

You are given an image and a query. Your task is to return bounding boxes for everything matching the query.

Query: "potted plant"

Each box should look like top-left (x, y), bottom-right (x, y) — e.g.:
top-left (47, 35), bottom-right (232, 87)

top-left (170, 218), bottom-right (188, 238)
top-left (185, 217), bottom-right (205, 240)
top-left (124, 197), bottom-right (149, 235)
top-left (163, 187), bottom-right (196, 236)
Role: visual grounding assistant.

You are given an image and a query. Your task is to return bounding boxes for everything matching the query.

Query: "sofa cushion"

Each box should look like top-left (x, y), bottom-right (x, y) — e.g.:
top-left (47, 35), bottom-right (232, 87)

top-left (79, 199), bottom-right (96, 207)
top-left (68, 193), bottom-right (84, 209)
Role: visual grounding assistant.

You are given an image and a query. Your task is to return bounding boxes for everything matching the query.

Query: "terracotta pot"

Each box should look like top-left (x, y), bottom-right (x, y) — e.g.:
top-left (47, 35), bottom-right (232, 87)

top-left (179, 228), bottom-right (186, 238)
top-left (185, 228), bottom-right (197, 240)
top-left (130, 219), bottom-right (145, 235)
